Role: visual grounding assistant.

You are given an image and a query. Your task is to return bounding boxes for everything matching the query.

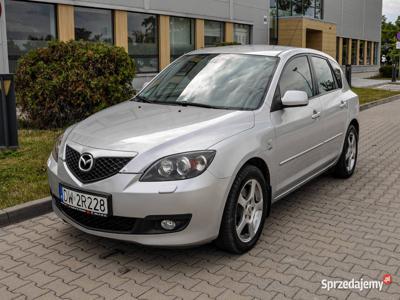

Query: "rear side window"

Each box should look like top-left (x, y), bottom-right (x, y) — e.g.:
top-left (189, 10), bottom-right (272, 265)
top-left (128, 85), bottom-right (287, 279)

top-left (330, 60), bottom-right (343, 88)
top-left (279, 56), bottom-right (314, 98)
top-left (311, 56), bottom-right (336, 94)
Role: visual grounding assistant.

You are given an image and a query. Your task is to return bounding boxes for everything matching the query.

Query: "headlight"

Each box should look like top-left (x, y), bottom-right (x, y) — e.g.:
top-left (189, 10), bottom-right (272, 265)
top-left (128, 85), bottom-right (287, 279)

top-left (52, 134), bottom-right (64, 162)
top-left (140, 151), bottom-right (216, 182)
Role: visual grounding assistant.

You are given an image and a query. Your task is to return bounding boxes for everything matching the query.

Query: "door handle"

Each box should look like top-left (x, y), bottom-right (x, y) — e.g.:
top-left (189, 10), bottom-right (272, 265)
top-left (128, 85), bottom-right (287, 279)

top-left (312, 111), bottom-right (321, 120)
top-left (339, 100), bottom-right (347, 109)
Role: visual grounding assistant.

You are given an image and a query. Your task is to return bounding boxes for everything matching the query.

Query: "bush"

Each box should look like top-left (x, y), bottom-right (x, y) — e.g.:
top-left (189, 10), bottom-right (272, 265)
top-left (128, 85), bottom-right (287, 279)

top-left (379, 65), bottom-right (398, 78)
top-left (16, 40), bottom-right (136, 129)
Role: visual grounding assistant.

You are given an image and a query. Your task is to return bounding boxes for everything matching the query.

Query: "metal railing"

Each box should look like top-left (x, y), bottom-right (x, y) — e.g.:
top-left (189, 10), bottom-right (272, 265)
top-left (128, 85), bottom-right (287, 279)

top-left (0, 74), bottom-right (18, 150)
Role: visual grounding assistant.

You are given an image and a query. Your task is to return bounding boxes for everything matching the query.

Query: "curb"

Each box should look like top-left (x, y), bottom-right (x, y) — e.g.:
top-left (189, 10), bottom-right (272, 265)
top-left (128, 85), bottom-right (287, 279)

top-left (0, 197), bottom-right (52, 227)
top-left (1, 94), bottom-right (399, 228)
top-left (360, 94), bottom-right (400, 111)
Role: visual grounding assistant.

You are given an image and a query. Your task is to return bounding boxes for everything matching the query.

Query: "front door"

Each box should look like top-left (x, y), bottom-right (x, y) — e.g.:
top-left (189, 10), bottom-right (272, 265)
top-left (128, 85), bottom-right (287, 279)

top-left (270, 55), bottom-right (325, 198)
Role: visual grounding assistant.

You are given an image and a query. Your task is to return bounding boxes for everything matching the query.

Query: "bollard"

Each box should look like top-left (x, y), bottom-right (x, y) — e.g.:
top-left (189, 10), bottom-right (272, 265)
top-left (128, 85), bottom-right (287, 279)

top-left (0, 74), bottom-right (19, 150)
top-left (392, 64), bottom-right (397, 83)
top-left (345, 64), bottom-right (352, 88)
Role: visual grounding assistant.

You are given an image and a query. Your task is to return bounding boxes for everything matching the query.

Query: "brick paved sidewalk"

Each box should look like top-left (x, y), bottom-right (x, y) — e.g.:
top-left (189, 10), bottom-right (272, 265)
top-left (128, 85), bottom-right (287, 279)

top-left (1, 100), bottom-right (400, 300)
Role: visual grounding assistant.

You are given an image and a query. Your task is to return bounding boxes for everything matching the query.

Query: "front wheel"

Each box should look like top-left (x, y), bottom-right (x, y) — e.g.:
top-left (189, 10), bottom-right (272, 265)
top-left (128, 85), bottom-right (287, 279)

top-left (215, 165), bottom-right (269, 254)
top-left (333, 125), bottom-right (358, 178)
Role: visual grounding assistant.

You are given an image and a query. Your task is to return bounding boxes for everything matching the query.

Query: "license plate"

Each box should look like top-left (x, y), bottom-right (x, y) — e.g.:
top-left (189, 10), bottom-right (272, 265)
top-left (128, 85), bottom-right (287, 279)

top-left (59, 185), bottom-right (110, 217)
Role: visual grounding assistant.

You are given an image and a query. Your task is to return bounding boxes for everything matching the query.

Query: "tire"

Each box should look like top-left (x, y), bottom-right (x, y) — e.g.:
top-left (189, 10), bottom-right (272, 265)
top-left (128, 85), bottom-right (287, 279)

top-left (333, 125), bottom-right (358, 178)
top-left (215, 165), bottom-right (270, 254)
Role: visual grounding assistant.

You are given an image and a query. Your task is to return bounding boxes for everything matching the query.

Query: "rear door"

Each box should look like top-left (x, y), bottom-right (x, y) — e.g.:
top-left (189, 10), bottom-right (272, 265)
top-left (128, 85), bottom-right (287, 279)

top-left (270, 55), bottom-right (325, 197)
top-left (310, 56), bottom-right (348, 165)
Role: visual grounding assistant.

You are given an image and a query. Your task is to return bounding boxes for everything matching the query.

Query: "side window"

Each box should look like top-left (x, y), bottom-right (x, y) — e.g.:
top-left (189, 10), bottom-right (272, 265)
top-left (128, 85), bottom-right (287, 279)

top-left (330, 60), bottom-right (343, 88)
top-left (279, 56), bottom-right (314, 99)
top-left (311, 57), bottom-right (336, 94)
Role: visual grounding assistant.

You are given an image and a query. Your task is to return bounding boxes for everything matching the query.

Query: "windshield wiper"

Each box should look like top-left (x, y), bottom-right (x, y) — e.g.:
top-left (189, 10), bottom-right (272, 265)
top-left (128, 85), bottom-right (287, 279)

top-left (174, 102), bottom-right (225, 109)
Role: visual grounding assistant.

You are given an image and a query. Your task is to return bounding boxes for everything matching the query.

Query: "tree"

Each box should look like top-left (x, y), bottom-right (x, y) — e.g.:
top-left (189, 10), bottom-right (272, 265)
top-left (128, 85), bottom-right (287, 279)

top-left (381, 15), bottom-right (400, 65)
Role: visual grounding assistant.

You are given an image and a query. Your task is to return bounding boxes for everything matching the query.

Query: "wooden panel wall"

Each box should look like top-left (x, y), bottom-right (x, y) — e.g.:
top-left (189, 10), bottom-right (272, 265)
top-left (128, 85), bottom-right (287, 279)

top-left (57, 4), bottom-right (74, 41)
top-left (195, 19), bottom-right (205, 49)
top-left (225, 22), bottom-right (234, 43)
top-left (114, 11), bottom-right (128, 52)
top-left (159, 15), bottom-right (170, 70)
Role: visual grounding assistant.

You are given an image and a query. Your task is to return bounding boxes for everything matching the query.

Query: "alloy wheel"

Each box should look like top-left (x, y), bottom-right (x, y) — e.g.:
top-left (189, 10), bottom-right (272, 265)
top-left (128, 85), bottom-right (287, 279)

top-left (235, 179), bottom-right (264, 243)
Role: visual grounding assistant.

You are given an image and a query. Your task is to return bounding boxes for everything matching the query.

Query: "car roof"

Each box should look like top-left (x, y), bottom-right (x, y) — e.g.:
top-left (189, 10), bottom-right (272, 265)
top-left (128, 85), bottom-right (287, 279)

top-left (189, 45), bottom-right (335, 61)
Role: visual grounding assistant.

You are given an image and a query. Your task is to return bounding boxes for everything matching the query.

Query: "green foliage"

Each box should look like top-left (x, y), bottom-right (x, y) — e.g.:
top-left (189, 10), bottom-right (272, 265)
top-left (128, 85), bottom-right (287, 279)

top-left (216, 41), bottom-right (242, 47)
top-left (16, 40), bottom-right (136, 129)
top-left (381, 15), bottom-right (400, 65)
top-left (379, 65), bottom-right (398, 78)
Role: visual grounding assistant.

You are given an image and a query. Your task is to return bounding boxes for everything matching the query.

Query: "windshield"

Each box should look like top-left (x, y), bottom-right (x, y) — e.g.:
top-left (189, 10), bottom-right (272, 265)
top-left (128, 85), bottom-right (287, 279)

top-left (137, 54), bottom-right (278, 110)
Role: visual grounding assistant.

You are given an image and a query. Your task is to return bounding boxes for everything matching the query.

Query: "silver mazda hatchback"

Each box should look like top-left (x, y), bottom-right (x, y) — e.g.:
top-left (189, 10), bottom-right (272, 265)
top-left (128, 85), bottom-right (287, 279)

top-left (48, 46), bottom-right (359, 253)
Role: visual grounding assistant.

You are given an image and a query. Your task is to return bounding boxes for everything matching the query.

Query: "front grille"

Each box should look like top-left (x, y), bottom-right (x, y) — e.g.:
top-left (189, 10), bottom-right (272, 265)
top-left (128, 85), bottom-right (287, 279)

top-left (65, 145), bottom-right (133, 184)
top-left (56, 200), bottom-right (137, 233)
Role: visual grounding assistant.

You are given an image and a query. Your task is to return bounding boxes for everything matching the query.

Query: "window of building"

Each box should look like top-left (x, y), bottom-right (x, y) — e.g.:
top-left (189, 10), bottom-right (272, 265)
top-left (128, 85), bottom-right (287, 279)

top-left (5, 0), bottom-right (56, 73)
top-left (359, 41), bottom-right (365, 65)
top-left (336, 37), bottom-right (340, 63)
top-left (366, 41), bottom-right (372, 65)
top-left (269, 0), bottom-right (279, 45)
top-left (127, 12), bottom-right (158, 73)
top-left (342, 38), bottom-right (349, 65)
top-left (75, 7), bottom-right (113, 43)
top-left (234, 24), bottom-right (251, 45)
top-left (170, 17), bottom-right (195, 61)
top-left (279, 56), bottom-right (314, 98)
top-left (374, 42), bottom-right (379, 65)
top-left (204, 20), bottom-right (224, 47)
top-left (275, 0), bottom-right (323, 19)
top-left (351, 39), bottom-right (357, 65)
top-left (311, 56), bottom-right (336, 94)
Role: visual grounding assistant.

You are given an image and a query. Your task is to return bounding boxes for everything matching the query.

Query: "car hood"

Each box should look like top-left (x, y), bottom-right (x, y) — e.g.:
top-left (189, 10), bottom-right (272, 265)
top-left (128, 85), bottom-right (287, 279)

top-left (67, 101), bottom-right (254, 154)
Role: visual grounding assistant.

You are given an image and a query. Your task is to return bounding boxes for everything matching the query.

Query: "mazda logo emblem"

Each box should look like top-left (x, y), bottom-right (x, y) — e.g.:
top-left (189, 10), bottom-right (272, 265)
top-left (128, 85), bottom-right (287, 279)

top-left (78, 153), bottom-right (94, 172)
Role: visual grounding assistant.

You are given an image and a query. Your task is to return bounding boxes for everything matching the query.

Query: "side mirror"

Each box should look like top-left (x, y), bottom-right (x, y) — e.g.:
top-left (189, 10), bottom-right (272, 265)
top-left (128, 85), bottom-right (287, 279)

top-left (281, 90), bottom-right (309, 107)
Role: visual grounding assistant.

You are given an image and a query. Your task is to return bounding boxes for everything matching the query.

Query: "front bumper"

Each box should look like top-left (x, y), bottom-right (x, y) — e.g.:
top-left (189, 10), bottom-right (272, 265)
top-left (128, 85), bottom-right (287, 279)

top-left (48, 154), bottom-right (231, 247)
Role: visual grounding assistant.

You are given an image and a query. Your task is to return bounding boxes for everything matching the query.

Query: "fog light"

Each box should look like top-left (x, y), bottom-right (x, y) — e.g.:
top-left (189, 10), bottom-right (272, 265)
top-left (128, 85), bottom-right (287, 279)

top-left (161, 219), bottom-right (176, 230)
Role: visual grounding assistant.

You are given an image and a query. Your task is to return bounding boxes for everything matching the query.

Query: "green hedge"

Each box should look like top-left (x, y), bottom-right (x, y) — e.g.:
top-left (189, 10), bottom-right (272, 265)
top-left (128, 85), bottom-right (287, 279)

top-left (16, 40), bottom-right (136, 129)
top-left (379, 65), bottom-right (398, 78)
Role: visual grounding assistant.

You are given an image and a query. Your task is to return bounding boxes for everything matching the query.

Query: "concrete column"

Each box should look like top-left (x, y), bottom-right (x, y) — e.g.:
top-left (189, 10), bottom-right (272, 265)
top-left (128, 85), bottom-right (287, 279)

top-left (57, 4), bottom-right (75, 41)
top-left (159, 15), bottom-right (170, 70)
top-left (114, 10), bottom-right (128, 52)
top-left (195, 19), bottom-right (205, 49)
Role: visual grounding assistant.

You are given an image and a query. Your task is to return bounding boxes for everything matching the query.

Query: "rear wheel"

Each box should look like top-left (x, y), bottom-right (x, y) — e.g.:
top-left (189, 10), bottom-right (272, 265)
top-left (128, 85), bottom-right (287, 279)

top-left (333, 125), bottom-right (358, 178)
top-left (216, 165), bottom-right (269, 253)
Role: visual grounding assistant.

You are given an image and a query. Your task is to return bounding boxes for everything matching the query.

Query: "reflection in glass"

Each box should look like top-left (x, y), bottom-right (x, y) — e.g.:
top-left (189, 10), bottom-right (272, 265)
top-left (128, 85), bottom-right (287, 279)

top-left (75, 7), bottom-right (113, 43)
top-left (204, 20), bottom-right (224, 47)
top-left (139, 54), bottom-right (278, 110)
top-left (342, 38), bottom-right (348, 65)
top-left (170, 17), bottom-right (195, 62)
top-left (366, 41), bottom-right (371, 65)
top-left (128, 12), bottom-right (158, 73)
top-left (280, 56), bottom-right (314, 98)
top-left (234, 24), bottom-right (251, 45)
top-left (359, 41), bottom-right (365, 65)
top-left (5, 0), bottom-right (56, 72)
top-left (312, 56), bottom-right (336, 93)
top-left (269, 0), bottom-right (278, 45)
top-left (274, 0), bottom-right (322, 19)
top-left (351, 39), bottom-right (357, 65)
